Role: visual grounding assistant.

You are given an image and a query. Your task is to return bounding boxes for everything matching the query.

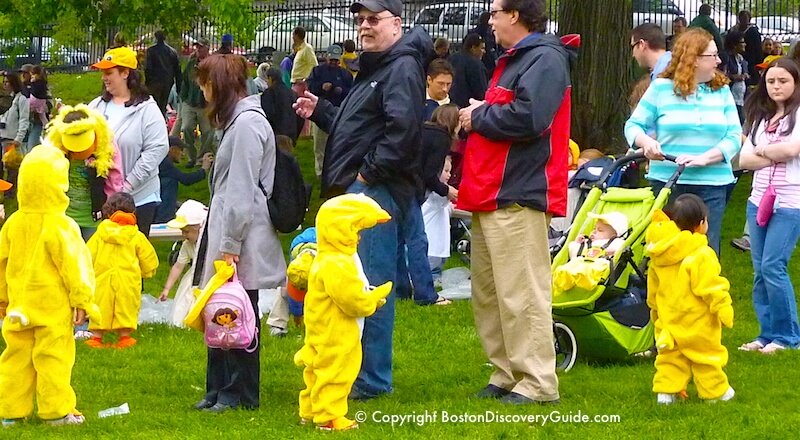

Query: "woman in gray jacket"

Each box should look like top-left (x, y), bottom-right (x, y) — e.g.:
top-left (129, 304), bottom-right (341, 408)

top-left (191, 54), bottom-right (286, 413)
top-left (89, 46), bottom-right (168, 237)
top-left (0, 72), bottom-right (30, 198)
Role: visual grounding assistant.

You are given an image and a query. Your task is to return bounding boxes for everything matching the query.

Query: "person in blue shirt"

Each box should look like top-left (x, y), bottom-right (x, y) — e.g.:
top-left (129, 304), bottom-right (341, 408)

top-left (631, 23), bottom-right (672, 81)
top-left (154, 137), bottom-right (212, 223)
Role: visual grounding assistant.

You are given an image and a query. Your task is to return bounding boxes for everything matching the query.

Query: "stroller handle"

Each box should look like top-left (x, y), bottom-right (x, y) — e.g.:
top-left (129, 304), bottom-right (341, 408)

top-left (595, 152), bottom-right (686, 190)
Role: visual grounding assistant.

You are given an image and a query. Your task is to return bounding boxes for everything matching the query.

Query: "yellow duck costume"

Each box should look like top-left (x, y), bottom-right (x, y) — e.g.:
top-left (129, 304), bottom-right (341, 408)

top-left (646, 210), bottom-right (734, 401)
top-left (294, 194), bottom-right (393, 431)
top-left (86, 214), bottom-right (158, 333)
top-left (0, 144), bottom-right (100, 422)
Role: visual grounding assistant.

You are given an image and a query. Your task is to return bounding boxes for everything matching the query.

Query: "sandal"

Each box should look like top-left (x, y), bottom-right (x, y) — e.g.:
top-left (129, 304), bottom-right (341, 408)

top-left (759, 342), bottom-right (786, 354)
top-left (433, 296), bottom-right (452, 306)
top-left (738, 340), bottom-right (765, 351)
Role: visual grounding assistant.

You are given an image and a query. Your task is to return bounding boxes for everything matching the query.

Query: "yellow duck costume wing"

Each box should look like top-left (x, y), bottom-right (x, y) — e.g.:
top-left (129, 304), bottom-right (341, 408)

top-left (86, 218), bottom-right (159, 331)
top-left (0, 144), bottom-right (98, 420)
top-left (645, 210), bottom-right (733, 399)
top-left (294, 193), bottom-right (391, 429)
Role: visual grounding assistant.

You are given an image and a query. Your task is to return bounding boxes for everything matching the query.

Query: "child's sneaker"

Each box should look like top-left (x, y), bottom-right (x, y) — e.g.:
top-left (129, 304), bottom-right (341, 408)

top-left (317, 417), bottom-right (358, 431)
top-left (657, 393), bottom-right (677, 405)
top-left (2, 418), bottom-right (21, 428)
top-left (269, 326), bottom-right (288, 337)
top-left (707, 387), bottom-right (735, 403)
top-left (85, 337), bottom-right (104, 348)
top-left (115, 336), bottom-right (137, 348)
top-left (44, 413), bottom-right (85, 426)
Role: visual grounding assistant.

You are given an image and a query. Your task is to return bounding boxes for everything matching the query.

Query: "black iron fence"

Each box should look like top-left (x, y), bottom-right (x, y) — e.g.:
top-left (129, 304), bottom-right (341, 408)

top-left (1, 0), bottom-right (797, 72)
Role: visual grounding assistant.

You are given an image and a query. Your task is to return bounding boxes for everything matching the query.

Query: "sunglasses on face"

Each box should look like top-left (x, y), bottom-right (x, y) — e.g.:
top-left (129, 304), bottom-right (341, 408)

top-left (355, 15), bottom-right (395, 26)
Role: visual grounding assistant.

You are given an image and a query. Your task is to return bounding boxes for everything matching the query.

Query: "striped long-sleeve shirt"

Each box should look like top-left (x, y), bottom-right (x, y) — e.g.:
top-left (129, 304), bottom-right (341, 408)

top-left (624, 78), bottom-right (742, 186)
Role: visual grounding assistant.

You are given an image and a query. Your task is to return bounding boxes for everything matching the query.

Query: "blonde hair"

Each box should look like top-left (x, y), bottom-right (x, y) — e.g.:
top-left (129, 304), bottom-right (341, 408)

top-left (660, 28), bottom-right (729, 98)
top-left (628, 75), bottom-right (651, 110)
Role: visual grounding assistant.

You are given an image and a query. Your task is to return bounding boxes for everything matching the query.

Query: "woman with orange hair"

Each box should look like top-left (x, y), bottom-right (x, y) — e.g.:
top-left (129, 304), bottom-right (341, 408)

top-left (625, 28), bottom-right (742, 255)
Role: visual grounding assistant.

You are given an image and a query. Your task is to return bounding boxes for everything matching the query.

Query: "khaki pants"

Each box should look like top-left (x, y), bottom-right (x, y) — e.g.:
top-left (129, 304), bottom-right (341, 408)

top-left (471, 205), bottom-right (559, 401)
top-left (312, 123), bottom-right (328, 180)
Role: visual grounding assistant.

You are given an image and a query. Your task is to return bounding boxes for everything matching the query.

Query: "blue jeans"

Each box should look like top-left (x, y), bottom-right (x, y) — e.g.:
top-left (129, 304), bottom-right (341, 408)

top-left (747, 202), bottom-right (800, 348)
top-left (347, 180), bottom-right (399, 396)
top-left (395, 200), bottom-right (438, 305)
top-left (25, 122), bottom-right (43, 154)
top-left (429, 257), bottom-right (447, 282)
top-left (649, 181), bottom-right (728, 255)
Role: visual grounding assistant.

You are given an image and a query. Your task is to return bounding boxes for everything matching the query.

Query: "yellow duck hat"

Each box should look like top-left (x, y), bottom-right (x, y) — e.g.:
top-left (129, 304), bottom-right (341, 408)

top-left (46, 104), bottom-right (117, 178)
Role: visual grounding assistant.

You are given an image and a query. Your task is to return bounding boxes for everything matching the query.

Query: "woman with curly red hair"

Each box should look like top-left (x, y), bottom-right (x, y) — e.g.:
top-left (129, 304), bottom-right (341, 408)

top-left (625, 28), bottom-right (742, 255)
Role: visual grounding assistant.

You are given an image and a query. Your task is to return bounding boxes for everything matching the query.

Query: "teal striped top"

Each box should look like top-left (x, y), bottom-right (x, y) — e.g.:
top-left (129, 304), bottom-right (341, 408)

top-left (624, 78), bottom-right (742, 185)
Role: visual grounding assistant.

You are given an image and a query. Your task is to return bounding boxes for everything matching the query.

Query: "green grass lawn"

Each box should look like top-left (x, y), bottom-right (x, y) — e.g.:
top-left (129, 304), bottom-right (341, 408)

top-left (1, 74), bottom-right (799, 438)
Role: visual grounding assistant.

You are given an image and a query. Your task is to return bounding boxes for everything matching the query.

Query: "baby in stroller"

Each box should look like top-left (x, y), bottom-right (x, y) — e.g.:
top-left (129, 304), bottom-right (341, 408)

top-left (555, 212), bottom-right (629, 293)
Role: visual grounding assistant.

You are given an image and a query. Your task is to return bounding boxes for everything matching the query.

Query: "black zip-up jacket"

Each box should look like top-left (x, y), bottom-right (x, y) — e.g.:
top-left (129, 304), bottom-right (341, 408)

top-left (311, 27), bottom-right (433, 208)
top-left (419, 123), bottom-right (452, 200)
top-left (261, 83), bottom-right (302, 143)
top-left (145, 42), bottom-right (181, 94)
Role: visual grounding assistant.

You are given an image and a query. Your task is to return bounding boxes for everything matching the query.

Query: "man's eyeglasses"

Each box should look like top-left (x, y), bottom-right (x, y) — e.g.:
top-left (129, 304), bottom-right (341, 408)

top-left (489, 9), bottom-right (508, 18)
top-left (355, 15), bottom-right (395, 26)
top-left (630, 40), bottom-right (642, 49)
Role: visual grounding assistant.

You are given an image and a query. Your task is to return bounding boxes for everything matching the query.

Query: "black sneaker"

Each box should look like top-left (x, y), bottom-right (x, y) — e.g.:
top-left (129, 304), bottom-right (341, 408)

top-left (476, 384), bottom-right (510, 399)
top-left (193, 399), bottom-right (215, 410)
top-left (500, 392), bottom-right (560, 405)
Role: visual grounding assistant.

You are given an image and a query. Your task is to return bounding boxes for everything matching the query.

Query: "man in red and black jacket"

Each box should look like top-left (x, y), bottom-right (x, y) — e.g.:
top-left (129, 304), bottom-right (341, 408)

top-left (458, 0), bottom-right (577, 405)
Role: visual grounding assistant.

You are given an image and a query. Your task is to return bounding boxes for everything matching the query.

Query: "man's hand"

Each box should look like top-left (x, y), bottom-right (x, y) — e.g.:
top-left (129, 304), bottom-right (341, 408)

top-left (293, 91), bottom-right (319, 119)
top-left (222, 252), bottom-right (239, 265)
top-left (458, 99), bottom-right (485, 133)
top-left (200, 153), bottom-right (214, 172)
top-left (322, 82), bottom-right (333, 92)
top-left (73, 308), bottom-right (87, 326)
top-left (356, 173), bottom-right (368, 184)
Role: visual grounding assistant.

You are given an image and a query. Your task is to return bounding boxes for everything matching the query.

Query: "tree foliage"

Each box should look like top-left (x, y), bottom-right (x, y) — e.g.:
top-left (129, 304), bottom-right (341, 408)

top-left (0, 0), bottom-right (261, 45)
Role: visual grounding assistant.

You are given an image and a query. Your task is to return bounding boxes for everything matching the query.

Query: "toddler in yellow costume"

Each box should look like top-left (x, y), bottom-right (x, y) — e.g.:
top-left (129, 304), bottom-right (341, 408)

top-left (0, 144), bottom-right (100, 426)
top-left (294, 194), bottom-right (393, 431)
top-left (646, 194), bottom-right (734, 404)
top-left (85, 192), bottom-right (158, 348)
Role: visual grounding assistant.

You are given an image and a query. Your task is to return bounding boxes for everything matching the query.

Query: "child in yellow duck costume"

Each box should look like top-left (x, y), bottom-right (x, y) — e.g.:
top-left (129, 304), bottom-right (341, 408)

top-left (294, 194), bottom-right (393, 431)
top-left (0, 144), bottom-right (100, 426)
top-left (646, 194), bottom-right (735, 405)
top-left (86, 192), bottom-right (158, 348)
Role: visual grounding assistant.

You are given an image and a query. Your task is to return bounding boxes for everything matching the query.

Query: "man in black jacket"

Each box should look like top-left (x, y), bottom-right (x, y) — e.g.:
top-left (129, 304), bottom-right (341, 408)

top-left (448, 33), bottom-right (488, 108)
top-left (295, 0), bottom-right (432, 401)
top-left (308, 45), bottom-right (354, 179)
top-left (154, 137), bottom-right (212, 223)
top-left (261, 68), bottom-right (302, 144)
top-left (145, 31), bottom-right (181, 117)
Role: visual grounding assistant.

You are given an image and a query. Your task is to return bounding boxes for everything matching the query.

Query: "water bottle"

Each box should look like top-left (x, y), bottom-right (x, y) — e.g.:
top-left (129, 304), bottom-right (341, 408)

top-left (98, 402), bottom-right (130, 418)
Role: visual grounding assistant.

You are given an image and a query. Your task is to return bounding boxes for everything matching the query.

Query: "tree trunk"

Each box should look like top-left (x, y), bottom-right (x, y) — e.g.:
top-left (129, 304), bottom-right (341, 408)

top-left (559, 0), bottom-right (635, 153)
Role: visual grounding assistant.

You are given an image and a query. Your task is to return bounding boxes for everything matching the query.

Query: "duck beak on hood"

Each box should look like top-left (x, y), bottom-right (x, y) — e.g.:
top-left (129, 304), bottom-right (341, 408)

top-left (315, 193), bottom-right (391, 254)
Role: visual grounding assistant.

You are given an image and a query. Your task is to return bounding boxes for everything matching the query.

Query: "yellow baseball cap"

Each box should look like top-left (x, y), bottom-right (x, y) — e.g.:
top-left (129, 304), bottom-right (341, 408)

top-left (92, 46), bottom-right (138, 70)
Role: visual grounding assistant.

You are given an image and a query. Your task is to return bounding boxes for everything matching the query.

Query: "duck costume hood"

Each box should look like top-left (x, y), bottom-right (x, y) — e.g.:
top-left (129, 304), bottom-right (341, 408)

top-left (293, 193), bottom-right (392, 429)
top-left (0, 144), bottom-right (100, 328)
top-left (47, 103), bottom-right (118, 178)
top-left (315, 193), bottom-right (391, 255)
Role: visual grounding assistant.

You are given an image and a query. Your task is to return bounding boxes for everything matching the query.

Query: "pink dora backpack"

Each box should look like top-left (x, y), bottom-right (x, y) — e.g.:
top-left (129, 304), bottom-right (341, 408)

top-left (202, 268), bottom-right (258, 352)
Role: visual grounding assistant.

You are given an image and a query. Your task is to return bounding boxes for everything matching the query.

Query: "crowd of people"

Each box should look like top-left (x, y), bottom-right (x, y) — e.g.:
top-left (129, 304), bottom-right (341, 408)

top-left (0, 0), bottom-right (799, 431)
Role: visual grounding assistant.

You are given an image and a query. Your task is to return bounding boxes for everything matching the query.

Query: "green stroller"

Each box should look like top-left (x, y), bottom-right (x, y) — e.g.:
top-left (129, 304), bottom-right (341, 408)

top-left (551, 153), bottom-right (685, 372)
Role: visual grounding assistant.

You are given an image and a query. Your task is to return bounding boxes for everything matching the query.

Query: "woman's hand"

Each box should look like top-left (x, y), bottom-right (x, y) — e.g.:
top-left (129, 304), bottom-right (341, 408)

top-left (640, 137), bottom-right (665, 161)
top-left (293, 91), bottom-right (319, 119)
top-left (159, 289), bottom-right (170, 302)
top-left (222, 252), bottom-right (239, 265)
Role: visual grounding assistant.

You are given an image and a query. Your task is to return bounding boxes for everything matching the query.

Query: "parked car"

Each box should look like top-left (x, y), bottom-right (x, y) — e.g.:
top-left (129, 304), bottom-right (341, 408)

top-left (632, 0), bottom-right (735, 35)
top-left (410, 2), bottom-right (487, 45)
top-left (249, 13), bottom-right (358, 57)
top-left (753, 16), bottom-right (800, 44)
top-left (0, 36), bottom-right (88, 70)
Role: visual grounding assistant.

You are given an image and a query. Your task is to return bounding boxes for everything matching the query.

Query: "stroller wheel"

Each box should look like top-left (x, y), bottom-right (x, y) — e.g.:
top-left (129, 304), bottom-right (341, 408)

top-left (553, 321), bottom-right (577, 372)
